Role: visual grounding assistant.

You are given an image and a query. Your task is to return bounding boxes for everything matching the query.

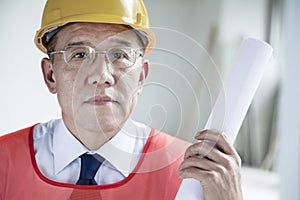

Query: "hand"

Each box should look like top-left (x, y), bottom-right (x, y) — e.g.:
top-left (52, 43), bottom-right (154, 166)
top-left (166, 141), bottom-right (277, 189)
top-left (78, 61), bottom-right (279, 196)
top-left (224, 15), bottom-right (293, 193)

top-left (178, 130), bottom-right (243, 200)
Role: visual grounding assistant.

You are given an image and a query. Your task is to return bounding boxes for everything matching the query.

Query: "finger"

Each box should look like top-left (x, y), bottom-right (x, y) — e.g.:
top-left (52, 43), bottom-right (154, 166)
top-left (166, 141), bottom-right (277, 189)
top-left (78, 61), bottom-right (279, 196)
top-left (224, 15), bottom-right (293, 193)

top-left (179, 155), bottom-right (225, 173)
top-left (178, 166), bottom-right (219, 187)
top-left (195, 130), bottom-right (237, 156)
top-left (184, 141), bottom-right (242, 175)
top-left (184, 140), bottom-right (225, 163)
top-left (190, 130), bottom-right (242, 167)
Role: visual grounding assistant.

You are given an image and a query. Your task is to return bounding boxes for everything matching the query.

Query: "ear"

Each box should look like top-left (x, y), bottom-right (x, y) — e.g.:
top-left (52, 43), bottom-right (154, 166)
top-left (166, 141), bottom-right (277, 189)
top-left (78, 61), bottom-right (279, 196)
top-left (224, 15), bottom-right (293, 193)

top-left (139, 60), bottom-right (149, 83)
top-left (41, 58), bottom-right (57, 94)
top-left (137, 60), bottom-right (149, 95)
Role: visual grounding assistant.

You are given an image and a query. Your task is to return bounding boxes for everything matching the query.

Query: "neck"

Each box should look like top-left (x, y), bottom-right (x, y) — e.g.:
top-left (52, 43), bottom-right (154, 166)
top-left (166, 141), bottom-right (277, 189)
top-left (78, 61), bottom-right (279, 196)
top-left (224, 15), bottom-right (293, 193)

top-left (62, 116), bottom-right (124, 151)
top-left (74, 127), bottom-right (119, 150)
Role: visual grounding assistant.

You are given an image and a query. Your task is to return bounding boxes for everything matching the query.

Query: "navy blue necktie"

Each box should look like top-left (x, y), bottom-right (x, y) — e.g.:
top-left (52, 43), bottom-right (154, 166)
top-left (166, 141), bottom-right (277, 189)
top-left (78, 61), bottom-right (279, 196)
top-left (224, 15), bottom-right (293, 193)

top-left (76, 153), bottom-right (102, 185)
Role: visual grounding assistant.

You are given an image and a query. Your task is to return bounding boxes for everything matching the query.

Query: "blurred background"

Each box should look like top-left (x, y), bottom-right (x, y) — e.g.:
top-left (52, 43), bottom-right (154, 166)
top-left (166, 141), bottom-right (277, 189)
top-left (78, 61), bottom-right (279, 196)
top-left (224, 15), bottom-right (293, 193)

top-left (0, 0), bottom-right (299, 199)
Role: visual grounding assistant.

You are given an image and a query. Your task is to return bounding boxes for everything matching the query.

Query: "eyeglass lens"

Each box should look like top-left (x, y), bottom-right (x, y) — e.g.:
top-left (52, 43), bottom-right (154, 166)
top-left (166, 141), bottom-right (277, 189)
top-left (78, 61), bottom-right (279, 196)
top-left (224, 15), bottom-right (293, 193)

top-left (64, 46), bottom-right (137, 68)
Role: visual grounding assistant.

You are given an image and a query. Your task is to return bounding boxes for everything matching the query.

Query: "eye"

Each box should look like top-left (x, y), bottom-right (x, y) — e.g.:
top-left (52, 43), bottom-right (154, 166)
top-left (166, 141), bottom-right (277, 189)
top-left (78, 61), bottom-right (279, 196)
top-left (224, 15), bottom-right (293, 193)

top-left (65, 46), bottom-right (90, 63)
top-left (112, 50), bottom-right (128, 60)
top-left (107, 48), bottom-right (136, 68)
top-left (70, 49), bottom-right (89, 59)
top-left (73, 52), bottom-right (87, 59)
top-left (108, 48), bottom-right (135, 62)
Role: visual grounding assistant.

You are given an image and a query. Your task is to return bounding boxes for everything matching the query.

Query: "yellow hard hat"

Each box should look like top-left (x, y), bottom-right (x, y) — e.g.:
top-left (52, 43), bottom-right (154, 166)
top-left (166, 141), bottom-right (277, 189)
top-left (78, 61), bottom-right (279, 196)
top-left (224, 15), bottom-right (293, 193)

top-left (34, 0), bottom-right (155, 54)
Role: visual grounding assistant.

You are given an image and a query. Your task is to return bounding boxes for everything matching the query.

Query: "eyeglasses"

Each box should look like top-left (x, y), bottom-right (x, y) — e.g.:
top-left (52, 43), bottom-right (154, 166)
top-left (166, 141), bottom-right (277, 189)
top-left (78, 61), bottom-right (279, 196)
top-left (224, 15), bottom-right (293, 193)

top-left (48, 45), bottom-right (143, 69)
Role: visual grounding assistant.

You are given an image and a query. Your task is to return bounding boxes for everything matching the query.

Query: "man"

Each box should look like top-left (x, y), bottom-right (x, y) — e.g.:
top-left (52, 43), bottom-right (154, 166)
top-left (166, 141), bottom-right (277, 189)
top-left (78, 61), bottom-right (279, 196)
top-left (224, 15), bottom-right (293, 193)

top-left (0, 0), bottom-right (243, 199)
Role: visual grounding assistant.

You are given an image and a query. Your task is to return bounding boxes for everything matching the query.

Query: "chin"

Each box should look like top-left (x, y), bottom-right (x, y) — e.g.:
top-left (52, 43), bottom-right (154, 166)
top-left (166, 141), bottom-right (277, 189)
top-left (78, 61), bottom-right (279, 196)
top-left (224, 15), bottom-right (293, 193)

top-left (97, 116), bottom-right (125, 131)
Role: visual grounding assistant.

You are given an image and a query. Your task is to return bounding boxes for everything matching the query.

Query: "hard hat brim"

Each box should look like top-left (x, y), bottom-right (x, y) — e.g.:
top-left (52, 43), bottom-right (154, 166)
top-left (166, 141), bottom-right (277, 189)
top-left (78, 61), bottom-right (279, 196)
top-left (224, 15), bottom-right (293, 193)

top-left (34, 14), bottom-right (155, 54)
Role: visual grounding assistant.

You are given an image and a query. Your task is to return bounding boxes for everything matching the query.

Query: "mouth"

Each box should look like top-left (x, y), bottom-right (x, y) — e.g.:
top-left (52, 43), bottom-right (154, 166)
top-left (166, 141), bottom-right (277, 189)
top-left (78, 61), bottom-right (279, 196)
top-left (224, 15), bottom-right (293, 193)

top-left (86, 96), bottom-right (116, 105)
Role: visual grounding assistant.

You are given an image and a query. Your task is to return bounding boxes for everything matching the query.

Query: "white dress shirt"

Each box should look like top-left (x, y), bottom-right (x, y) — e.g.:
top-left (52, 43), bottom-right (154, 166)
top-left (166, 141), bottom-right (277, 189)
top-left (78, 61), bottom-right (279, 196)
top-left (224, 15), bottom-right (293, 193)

top-left (33, 118), bottom-right (203, 199)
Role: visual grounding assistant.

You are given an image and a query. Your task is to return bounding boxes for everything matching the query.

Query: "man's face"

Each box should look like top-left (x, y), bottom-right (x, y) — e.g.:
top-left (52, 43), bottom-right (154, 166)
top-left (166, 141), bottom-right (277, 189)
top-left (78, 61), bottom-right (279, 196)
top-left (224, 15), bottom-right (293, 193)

top-left (42, 23), bottom-right (149, 140)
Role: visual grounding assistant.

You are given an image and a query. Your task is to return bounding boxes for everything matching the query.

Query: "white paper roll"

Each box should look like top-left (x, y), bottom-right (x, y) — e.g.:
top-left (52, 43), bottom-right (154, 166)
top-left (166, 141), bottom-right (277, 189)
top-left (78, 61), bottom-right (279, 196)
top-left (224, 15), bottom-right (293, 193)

top-left (204, 37), bottom-right (273, 143)
top-left (175, 37), bottom-right (273, 199)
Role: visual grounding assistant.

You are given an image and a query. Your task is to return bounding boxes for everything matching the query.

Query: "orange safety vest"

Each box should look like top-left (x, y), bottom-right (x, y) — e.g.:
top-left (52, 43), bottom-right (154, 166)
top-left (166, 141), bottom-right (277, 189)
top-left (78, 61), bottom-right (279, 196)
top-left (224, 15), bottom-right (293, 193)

top-left (0, 125), bottom-right (190, 200)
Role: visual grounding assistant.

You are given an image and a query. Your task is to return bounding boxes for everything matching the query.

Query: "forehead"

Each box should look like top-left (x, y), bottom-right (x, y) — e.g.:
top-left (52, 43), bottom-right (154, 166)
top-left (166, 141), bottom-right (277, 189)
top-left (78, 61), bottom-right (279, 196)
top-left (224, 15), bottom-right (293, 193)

top-left (55, 23), bottom-right (142, 49)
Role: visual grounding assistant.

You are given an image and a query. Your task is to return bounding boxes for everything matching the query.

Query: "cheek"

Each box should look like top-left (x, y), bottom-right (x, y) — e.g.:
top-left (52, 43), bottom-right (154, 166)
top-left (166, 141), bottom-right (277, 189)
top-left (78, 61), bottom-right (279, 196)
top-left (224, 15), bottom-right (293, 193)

top-left (115, 71), bottom-right (141, 111)
top-left (54, 70), bottom-right (79, 110)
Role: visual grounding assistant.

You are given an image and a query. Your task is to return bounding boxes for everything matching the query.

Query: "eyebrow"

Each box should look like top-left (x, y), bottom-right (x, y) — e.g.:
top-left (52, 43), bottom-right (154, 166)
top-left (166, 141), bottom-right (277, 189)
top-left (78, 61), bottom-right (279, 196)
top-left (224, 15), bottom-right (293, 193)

top-left (66, 41), bottom-right (92, 47)
top-left (66, 38), bottom-right (134, 48)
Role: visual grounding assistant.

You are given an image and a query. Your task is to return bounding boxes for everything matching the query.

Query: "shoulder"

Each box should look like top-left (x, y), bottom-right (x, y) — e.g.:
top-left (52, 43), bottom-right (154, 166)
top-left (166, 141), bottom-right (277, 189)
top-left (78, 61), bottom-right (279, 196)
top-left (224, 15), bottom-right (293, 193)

top-left (0, 119), bottom-right (60, 147)
top-left (148, 129), bottom-right (191, 150)
top-left (148, 129), bottom-right (191, 154)
top-left (0, 125), bottom-right (36, 170)
top-left (32, 119), bottom-right (60, 141)
top-left (137, 129), bottom-right (191, 173)
top-left (0, 126), bottom-right (35, 146)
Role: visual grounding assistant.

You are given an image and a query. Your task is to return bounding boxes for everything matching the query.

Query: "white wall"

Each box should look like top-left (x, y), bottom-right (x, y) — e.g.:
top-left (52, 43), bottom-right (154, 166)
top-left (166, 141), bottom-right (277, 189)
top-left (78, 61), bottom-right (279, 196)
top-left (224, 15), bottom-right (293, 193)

top-left (133, 0), bottom-right (223, 140)
top-left (0, 0), bottom-right (60, 134)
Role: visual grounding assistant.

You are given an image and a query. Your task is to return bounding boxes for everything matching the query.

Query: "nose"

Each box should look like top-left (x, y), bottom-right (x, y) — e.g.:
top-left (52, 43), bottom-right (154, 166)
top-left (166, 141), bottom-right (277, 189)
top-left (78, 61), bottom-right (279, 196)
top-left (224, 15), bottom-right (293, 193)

top-left (87, 57), bottom-right (116, 86)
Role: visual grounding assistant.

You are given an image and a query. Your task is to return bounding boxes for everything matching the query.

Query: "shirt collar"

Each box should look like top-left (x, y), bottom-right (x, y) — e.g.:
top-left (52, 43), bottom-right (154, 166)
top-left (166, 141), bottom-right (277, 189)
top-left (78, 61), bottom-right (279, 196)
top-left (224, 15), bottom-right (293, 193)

top-left (53, 118), bottom-right (150, 177)
top-left (53, 119), bottom-right (87, 175)
top-left (94, 119), bottom-right (150, 176)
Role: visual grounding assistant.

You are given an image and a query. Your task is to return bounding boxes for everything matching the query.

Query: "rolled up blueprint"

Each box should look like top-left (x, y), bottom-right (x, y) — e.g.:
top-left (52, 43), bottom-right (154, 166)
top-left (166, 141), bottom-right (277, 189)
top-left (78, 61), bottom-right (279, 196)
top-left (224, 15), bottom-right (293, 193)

top-left (175, 37), bottom-right (273, 199)
top-left (204, 37), bottom-right (273, 143)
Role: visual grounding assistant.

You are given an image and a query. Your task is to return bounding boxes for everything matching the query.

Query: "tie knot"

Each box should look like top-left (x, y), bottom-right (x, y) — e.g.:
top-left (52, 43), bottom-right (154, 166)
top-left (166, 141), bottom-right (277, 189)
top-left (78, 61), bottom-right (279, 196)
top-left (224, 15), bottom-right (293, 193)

top-left (76, 153), bottom-right (102, 185)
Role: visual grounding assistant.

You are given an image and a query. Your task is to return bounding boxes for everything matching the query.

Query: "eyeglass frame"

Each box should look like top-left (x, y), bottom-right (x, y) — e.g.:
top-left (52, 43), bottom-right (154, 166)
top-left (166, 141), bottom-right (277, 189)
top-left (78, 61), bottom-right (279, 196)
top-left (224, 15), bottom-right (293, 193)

top-left (47, 45), bottom-right (144, 69)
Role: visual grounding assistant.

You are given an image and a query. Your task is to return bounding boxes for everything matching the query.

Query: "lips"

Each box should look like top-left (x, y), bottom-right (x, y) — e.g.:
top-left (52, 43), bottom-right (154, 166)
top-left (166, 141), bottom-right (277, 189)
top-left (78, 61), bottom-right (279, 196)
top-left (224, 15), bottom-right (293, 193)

top-left (86, 96), bottom-right (116, 105)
